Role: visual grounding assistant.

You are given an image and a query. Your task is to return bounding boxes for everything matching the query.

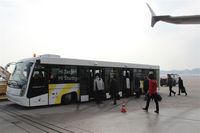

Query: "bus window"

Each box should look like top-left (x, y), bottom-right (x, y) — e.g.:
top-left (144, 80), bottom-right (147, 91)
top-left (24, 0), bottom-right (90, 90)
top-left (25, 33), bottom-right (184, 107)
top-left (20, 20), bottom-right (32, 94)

top-left (63, 67), bottom-right (78, 82)
top-left (49, 66), bottom-right (78, 83)
top-left (50, 67), bottom-right (59, 83)
top-left (32, 70), bottom-right (45, 84)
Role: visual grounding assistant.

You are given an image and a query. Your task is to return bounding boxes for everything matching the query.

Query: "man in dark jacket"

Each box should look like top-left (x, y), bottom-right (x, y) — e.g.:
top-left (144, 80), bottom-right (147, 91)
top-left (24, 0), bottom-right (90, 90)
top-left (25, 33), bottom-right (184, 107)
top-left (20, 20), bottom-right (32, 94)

top-left (110, 74), bottom-right (119, 105)
top-left (135, 77), bottom-right (141, 98)
top-left (168, 74), bottom-right (176, 96)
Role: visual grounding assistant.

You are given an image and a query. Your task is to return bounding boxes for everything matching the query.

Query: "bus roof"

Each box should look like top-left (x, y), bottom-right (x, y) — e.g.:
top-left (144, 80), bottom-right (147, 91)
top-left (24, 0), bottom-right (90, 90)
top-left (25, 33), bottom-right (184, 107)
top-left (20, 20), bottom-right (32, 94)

top-left (19, 54), bottom-right (160, 70)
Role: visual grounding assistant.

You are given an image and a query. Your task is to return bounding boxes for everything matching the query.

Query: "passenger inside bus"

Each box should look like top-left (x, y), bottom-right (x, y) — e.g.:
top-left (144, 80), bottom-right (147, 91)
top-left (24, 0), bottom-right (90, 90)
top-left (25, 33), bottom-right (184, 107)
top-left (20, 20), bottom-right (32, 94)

top-left (32, 71), bottom-right (45, 84)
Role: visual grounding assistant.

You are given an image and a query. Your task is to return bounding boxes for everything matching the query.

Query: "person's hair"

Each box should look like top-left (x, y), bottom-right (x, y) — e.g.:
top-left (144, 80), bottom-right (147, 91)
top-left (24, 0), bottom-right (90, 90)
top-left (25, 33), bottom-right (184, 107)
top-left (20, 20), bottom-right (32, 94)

top-left (126, 72), bottom-right (129, 77)
top-left (148, 74), bottom-right (154, 80)
top-left (95, 73), bottom-right (100, 77)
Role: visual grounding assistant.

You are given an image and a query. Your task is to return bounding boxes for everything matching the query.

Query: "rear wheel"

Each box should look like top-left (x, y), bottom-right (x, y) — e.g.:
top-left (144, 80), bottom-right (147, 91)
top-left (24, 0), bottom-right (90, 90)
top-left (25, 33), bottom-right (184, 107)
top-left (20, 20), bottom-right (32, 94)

top-left (61, 93), bottom-right (78, 104)
top-left (61, 94), bottom-right (72, 104)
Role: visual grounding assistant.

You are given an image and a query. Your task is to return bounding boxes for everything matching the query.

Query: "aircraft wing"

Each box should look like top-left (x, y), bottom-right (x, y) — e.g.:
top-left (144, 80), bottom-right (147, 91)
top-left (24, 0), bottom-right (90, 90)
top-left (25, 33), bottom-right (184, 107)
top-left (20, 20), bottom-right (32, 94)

top-left (147, 3), bottom-right (200, 27)
top-left (152, 15), bottom-right (200, 27)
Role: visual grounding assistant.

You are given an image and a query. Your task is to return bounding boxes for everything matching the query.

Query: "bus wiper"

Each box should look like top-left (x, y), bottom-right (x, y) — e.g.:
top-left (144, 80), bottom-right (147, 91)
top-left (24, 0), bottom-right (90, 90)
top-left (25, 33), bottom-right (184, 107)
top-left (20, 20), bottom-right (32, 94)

top-left (8, 80), bottom-right (21, 88)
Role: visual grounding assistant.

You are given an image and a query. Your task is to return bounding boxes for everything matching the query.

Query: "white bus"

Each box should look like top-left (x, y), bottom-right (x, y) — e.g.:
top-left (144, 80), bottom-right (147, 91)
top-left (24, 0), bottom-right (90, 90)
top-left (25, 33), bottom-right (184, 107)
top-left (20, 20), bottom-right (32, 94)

top-left (6, 54), bottom-right (160, 107)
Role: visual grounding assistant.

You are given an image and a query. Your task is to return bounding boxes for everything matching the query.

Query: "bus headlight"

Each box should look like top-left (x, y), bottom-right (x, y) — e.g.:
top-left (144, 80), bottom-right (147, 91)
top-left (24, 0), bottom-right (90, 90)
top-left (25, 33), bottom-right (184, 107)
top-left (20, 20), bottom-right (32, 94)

top-left (20, 85), bottom-right (27, 96)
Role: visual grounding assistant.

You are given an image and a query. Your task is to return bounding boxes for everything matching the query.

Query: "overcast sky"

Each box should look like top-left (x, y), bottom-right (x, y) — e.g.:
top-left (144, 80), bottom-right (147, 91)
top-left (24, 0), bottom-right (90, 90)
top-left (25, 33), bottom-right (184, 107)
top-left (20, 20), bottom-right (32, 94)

top-left (1, 0), bottom-right (200, 70)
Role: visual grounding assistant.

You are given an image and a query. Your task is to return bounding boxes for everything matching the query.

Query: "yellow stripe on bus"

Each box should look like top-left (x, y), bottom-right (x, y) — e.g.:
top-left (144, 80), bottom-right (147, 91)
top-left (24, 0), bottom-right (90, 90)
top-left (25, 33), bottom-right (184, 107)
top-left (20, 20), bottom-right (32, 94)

top-left (55, 83), bottom-right (75, 104)
top-left (48, 84), bottom-right (57, 94)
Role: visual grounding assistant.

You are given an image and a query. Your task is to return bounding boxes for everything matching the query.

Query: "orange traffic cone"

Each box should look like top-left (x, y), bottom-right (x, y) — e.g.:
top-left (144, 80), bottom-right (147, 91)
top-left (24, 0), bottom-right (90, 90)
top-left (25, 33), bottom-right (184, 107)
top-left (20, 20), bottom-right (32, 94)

top-left (121, 101), bottom-right (127, 113)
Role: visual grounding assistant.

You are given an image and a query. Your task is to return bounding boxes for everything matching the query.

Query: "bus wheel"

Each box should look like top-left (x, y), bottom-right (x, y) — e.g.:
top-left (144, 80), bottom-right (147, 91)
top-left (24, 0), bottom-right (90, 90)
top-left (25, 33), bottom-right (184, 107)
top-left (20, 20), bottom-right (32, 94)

top-left (71, 92), bottom-right (78, 103)
top-left (61, 94), bottom-right (72, 104)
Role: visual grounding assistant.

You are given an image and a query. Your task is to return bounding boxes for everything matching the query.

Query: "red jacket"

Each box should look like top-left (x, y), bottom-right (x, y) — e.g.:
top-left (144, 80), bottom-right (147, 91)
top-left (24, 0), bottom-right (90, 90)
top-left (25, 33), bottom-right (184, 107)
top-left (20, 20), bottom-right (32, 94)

top-left (148, 80), bottom-right (158, 96)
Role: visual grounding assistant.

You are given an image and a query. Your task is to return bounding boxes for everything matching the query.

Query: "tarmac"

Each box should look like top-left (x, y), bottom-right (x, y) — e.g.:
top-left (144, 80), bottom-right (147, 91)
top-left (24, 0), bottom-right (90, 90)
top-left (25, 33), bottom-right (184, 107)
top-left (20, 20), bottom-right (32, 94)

top-left (0, 75), bottom-right (199, 133)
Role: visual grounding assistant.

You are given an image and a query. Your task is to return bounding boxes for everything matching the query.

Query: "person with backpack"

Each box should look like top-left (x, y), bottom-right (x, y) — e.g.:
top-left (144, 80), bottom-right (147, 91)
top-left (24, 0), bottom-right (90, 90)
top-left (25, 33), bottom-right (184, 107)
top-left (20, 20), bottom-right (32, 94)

top-left (143, 72), bottom-right (159, 114)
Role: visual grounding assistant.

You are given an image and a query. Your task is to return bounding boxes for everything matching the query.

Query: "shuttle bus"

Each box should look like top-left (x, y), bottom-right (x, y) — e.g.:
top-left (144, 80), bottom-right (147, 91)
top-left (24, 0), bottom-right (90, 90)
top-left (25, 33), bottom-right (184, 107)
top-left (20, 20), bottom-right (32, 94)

top-left (6, 54), bottom-right (160, 107)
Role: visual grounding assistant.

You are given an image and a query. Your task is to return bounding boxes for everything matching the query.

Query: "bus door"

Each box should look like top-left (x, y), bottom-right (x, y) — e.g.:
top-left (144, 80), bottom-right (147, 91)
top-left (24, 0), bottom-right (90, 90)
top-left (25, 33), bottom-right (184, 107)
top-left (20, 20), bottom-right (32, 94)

top-left (121, 69), bottom-right (132, 97)
top-left (133, 69), bottom-right (145, 97)
top-left (79, 68), bottom-right (105, 101)
top-left (28, 64), bottom-right (48, 106)
top-left (104, 68), bottom-right (112, 99)
top-left (79, 68), bottom-right (92, 102)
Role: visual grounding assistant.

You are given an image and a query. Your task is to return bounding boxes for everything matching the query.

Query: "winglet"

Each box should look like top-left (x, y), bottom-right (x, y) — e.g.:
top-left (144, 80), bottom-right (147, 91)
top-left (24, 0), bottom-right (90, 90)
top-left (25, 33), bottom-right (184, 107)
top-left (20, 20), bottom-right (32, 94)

top-left (146, 3), bottom-right (158, 27)
top-left (146, 3), bottom-right (156, 16)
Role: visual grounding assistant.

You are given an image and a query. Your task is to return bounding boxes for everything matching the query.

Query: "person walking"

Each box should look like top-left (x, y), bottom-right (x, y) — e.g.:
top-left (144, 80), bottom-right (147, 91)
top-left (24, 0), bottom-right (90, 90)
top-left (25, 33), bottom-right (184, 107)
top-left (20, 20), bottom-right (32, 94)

top-left (143, 72), bottom-right (159, 114)
top-left (110, 74), bottom-right (119, 105)
top-left (143, 76), bottom-right (149, 100)
top-left (168, 74), bottom-right (176, 96)
top-left (135, 77), bottom-right (141, 98)
top-left (93, 73), bottom-right (105, 104)
top-left (178, 77), bottom-right (187, 96)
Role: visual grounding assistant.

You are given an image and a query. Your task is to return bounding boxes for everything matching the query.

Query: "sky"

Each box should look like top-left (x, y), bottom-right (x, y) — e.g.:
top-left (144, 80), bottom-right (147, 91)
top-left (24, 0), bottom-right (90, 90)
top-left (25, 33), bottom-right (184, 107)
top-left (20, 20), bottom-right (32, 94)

top-left (0, 0), bottom-right (200, 71)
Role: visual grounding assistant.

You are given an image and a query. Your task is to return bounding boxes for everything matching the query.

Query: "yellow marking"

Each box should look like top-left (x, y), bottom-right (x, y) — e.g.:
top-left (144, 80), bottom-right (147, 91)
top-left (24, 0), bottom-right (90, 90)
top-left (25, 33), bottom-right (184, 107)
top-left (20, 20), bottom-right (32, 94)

top-left (55, 83), bottom-right (75, 104)
top-left (48, 83), bottom-right (80, 104)
top-left (77, 88), bottom-right (80, 96)
top-left (48, 84), bottom-right (57, 94)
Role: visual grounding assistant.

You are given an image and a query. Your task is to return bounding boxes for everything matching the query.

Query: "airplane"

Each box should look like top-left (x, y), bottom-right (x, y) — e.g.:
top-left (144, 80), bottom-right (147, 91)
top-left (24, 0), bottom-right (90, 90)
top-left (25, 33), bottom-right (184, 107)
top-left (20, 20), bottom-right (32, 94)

top-left (147, 3), bottom-right (200, 27)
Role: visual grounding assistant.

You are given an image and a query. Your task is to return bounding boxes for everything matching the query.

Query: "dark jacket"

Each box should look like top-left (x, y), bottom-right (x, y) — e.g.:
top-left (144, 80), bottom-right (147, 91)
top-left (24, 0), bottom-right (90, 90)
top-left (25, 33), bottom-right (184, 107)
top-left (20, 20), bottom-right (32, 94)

top-left (110, 78), bottom-right (119, 95)
top-left (168, 77), bottom-right (173, 87)
top-left (178, 78), bottom-right (184, 88)
top-left (143, 78), bottom-right (149, 93)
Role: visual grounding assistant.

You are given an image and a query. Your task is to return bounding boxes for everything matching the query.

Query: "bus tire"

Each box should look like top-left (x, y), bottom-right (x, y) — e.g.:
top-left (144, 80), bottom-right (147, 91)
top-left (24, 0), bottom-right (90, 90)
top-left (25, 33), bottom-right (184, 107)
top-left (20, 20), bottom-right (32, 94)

top-left (71, 92), bottom-right (78, 103)
top-left (61, 94), bottom-right (72, 105)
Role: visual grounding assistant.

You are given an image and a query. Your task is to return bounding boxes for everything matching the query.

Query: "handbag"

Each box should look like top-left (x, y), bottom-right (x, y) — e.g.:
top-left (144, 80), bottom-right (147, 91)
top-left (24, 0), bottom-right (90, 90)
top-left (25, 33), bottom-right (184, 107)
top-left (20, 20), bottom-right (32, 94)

top-left (156, 93), bottom-right (162, 102)
top-left (181, 87), bottom-right (186, 93)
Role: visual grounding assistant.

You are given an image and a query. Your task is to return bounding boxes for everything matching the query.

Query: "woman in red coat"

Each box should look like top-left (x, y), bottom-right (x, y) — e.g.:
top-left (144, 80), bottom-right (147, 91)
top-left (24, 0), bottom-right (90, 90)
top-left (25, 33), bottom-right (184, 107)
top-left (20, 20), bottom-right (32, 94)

top-left (143, 72), bottom-right (159, 114)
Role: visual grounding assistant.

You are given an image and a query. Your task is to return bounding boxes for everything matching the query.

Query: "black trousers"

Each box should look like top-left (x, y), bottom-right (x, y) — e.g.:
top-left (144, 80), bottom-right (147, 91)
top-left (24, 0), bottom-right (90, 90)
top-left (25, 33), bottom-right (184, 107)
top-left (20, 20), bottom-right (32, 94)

top-left (112, 91), bottom-right (120, 104)
top-left (169, 86), bottom-right (176, 96)
top-left (113, 93), bottom-right (117, 105)
top-left (95, 90), bottom-right (104, 104)
top-left (145, 94), bottom-right (159, 111)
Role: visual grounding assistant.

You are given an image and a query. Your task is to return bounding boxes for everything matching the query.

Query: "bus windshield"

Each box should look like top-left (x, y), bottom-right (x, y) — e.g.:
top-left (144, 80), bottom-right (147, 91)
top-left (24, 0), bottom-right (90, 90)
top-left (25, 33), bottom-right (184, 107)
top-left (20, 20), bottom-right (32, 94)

top-left (8, 62), bottom-right (33, 88)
